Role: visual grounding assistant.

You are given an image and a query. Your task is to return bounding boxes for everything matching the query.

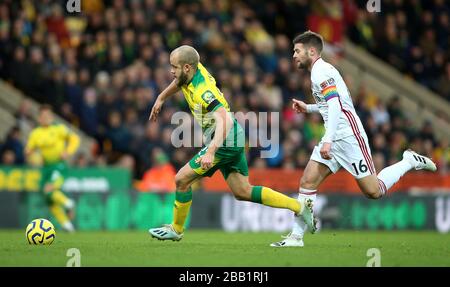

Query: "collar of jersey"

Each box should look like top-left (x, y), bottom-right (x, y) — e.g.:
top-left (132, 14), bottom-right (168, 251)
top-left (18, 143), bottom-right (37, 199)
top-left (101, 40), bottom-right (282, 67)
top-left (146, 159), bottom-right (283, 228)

top-left (186, 68), bottom-right (203, 88)
top-left (311, 57), bottom-right (322, 71)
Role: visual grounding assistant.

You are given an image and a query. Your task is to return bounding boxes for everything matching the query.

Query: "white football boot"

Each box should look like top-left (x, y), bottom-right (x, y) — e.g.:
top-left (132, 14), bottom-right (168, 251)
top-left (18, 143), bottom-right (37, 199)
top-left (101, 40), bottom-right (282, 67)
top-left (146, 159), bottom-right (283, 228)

top-left (61, 221), bottom-right (75, 233)
top-left (403, 150), bottom-right (437, 172)
top-left (299, 197), bottom-right (317, 234)
top-left (270, 232), bottom-right (304, 247)
top-left (149, 224), bottom-right (183, 241)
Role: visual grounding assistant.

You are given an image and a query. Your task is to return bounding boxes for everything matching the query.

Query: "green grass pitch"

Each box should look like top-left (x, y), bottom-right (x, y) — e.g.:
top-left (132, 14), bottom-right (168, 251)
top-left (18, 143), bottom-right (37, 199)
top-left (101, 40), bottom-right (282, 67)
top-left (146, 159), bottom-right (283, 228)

top-left (1, 230), bottom-right (449, 267)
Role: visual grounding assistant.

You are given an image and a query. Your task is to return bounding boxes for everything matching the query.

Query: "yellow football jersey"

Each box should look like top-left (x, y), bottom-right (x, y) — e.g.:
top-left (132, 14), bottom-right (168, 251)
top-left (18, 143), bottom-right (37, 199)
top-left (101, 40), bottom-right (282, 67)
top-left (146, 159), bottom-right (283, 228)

top-left (26, 124), bottom-right (80, 165)
top-left (180, 62), bottom-right (230, 133)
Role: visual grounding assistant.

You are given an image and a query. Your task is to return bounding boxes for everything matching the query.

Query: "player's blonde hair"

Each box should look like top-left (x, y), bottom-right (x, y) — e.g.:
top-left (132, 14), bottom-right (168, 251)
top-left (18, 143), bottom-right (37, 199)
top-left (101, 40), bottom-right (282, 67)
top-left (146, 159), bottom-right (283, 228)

top-left (171, 45), bottom-right (200, 69)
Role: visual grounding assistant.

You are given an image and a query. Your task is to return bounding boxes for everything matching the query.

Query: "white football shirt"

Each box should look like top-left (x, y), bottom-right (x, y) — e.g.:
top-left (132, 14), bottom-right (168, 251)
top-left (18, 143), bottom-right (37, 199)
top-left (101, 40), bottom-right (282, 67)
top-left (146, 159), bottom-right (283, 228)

top-left (310, 57), bottom-right (366, 141)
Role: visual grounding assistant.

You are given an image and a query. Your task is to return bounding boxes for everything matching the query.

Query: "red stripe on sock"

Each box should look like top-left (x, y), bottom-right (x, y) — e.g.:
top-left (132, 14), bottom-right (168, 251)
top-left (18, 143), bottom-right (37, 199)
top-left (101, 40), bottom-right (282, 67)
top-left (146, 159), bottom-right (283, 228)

top-left (299, 191), bottom-right (317, 195)
top-left (378, 179), bottom-right (387, 195)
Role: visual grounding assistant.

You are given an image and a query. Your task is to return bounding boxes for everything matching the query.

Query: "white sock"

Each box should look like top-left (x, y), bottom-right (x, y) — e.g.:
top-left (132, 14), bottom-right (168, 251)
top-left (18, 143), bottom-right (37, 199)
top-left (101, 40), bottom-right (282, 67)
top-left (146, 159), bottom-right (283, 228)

top-left (62, 221), bottom-right (75, 232)
top-left (292, 188), bottom-right (317, 237)
top-left (64, 199), bottom-right (75, 209)
top-left (377, 159), bottom-right (413, 194)
top-left (292, 216), bottom-right (307, 237)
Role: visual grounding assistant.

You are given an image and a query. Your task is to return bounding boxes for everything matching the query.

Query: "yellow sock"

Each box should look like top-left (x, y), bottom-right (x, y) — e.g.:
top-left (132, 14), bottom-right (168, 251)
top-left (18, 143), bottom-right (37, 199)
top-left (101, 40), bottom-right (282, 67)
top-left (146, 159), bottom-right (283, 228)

top-left (49, 204), bottom-right (70, 226)
top-left (172, 189), bottom-right (193, 234)
top-left (173, 201), bottom-right (192, 234)
top-left (251, 186), bottom-right (302, 214)
top-left (50, 190), bottom-right (69, 207)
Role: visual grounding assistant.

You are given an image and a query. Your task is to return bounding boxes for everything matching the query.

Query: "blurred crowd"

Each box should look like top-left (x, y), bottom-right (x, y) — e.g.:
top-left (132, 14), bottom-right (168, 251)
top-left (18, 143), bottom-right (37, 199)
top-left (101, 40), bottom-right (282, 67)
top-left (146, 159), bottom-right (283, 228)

top-left (248, 0), bottom-right (450, 101)
top-left (346, 0), bottom-right (450, 101)
top-left (0, 0), bottom-right (449, 182)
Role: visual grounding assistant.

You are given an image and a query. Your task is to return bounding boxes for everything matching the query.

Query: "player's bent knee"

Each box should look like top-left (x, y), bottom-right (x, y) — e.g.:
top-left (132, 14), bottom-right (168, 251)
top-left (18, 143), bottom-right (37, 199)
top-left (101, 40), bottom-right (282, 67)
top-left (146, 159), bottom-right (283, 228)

top-left (175, 181), bottom-right (191, 192)
top-left (175, 173), bottom-right (190, 192)
top-left (233, 190), bottom-right (249, 201)
top-left (363, 188), bottom-right (383, 200)
top-left (300, 176), bottom-right (318, 190)
top-left (232, 185), bottom-right (252, 201)
top-left (365, 193), bottom-right (382, 200)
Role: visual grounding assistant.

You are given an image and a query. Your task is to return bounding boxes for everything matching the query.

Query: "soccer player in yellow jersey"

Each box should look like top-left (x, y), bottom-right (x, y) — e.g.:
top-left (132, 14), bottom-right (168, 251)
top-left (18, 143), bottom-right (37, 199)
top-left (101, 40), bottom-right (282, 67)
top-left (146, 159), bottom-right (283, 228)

top-left (148, 45), bottom-right (314, 241)
top-left (25, 105), bottom-right (80, 232)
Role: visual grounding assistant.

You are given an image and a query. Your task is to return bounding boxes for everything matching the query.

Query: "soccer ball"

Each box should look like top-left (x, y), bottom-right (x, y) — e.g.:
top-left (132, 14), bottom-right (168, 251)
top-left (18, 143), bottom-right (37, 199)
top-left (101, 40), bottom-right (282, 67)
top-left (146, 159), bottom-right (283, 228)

top-left (26, 218), bottom-right (56, 245)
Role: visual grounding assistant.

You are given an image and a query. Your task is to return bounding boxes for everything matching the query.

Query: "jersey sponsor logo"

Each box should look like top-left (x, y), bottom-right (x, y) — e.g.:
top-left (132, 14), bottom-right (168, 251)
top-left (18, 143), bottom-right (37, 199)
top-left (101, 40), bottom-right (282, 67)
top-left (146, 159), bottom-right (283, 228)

top-left (201, 91), bottom-right (215, 104)
top-left (320, 78), bottom-right (335, 89)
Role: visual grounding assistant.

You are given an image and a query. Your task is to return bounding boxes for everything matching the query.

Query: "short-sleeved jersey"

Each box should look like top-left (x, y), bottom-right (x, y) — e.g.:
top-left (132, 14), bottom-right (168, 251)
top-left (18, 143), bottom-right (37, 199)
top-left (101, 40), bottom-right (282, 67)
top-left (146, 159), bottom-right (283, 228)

top-left (310, 58), bottom-right (366, 141)
top-left (26, 124), bottom-right (71, 165)
top-left (181, 62), bottom-right (242, 144)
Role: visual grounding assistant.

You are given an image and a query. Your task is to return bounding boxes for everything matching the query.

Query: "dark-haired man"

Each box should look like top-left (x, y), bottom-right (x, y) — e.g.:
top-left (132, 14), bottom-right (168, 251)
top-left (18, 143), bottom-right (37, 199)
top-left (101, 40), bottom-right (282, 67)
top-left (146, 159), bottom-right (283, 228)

top-left (271, 31), bottom-right (437, 247)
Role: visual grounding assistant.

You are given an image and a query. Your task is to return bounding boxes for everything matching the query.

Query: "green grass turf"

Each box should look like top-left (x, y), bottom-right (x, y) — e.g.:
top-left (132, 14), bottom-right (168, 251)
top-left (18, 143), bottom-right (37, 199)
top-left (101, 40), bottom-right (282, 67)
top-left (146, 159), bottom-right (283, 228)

top-left (1, 230), bottom-right (449, 267)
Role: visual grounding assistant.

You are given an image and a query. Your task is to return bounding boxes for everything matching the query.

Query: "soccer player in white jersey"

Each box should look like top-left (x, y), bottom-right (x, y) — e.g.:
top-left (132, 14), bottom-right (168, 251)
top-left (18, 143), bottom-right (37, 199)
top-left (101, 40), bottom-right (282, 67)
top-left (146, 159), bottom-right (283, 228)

top-left (270, 31), bottom-right (437, 247)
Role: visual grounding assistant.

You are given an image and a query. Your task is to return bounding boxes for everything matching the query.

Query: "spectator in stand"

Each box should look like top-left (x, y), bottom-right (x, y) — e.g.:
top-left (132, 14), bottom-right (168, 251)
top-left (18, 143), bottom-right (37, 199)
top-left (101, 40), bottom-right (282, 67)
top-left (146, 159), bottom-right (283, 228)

top-left (79, 87), bottom-right (98, 137)
top-left (105, 110), bottom-right (131, 155)
top-left (0, 126), bottom-right (24, 164)
top-left (14, 98), bottom-right (35, 133)
top-left (348, 0), bottom-right (449, 100)
top-left (135, 148), bottom-right (176, 193)
top-left (1, 149), bottom-right (16, 165)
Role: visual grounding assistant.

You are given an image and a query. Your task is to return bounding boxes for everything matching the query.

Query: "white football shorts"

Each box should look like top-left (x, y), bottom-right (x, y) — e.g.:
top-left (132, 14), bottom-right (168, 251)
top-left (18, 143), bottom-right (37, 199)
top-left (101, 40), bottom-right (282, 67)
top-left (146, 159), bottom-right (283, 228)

top-left (310, 132), bottom-right (376, 179)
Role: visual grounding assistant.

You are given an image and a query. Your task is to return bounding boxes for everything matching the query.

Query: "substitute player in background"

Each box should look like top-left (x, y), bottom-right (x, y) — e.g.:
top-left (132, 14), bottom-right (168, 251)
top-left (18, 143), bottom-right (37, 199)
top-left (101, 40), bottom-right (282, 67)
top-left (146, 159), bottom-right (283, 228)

top-left (271, 31), bottom-right (437, 247)
top-left (25, 105), bottom-right (79, 232)
top-left (148, 45), bottom-right (314, 241)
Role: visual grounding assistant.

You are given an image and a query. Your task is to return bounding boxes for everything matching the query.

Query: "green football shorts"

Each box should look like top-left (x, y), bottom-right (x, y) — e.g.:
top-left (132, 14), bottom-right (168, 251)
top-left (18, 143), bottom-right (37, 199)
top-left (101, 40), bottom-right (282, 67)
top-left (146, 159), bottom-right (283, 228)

top-left (40, 161), bottom-right (68, 203)
top-left (189, 145), bottom-right (249, 179)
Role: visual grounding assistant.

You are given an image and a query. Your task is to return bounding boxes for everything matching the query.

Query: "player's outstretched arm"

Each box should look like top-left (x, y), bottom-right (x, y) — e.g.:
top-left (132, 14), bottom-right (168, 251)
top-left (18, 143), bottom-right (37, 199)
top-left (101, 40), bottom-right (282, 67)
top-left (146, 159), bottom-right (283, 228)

top-left (149, 79), bottom-right (180, 121)
top-left (292, 98), bottom-right (319, 113)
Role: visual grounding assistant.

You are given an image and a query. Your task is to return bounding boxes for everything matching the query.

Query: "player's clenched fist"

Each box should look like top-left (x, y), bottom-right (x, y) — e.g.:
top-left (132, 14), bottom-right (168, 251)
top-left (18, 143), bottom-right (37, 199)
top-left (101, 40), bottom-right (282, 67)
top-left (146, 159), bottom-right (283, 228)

top-left (292, 98), bottom-right (307, 113)
top-left (200, 152), bottom-right (214, 170)
top-left (320, 142), bottom-right (332, 160)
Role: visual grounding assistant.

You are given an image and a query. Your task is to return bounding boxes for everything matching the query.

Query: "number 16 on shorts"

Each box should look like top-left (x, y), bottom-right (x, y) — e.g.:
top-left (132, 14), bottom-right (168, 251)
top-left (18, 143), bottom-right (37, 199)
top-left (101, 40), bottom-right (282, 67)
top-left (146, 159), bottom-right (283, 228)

top-left (351, 159), bottom-right (368, 176)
